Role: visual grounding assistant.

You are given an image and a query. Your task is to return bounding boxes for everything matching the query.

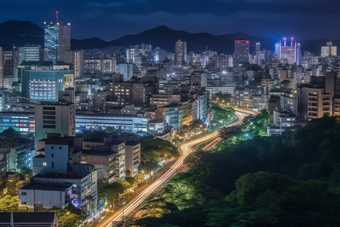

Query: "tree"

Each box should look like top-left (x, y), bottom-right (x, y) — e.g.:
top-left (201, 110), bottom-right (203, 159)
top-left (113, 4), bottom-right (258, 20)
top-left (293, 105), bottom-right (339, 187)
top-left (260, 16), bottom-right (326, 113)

top-left (2, 127), bottom-right (21, 138)
top-left (52, 207), bottom-right (88, 227)
top-left (21, 167), bottom-right (33, 182)
top-left (105, 126), bottom-right (115, 134)
top-left (126, 177), bottom-right (136, 186)
top-left (0, 195), bottom-right (18, 212)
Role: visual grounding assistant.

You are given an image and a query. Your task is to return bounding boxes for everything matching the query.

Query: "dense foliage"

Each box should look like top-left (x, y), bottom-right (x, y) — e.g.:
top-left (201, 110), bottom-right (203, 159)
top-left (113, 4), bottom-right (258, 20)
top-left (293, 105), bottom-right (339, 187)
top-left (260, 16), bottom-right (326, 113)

top-left (97, 180), bottom-right (131, 207)
top-left (138, 136), bottom-right (180, 173)
top-left (134, 114), bottom-right (340, 227)
top-left (210, 102), bottom-right (235, 123)
top-left (52, 206), bottom-right (88, 227)
top-left (0, 195), bottom-right (18, 212)
top-left (140, 136), bottom-right (180, 162)
top-left (1, 127), bottom-right (21, 138)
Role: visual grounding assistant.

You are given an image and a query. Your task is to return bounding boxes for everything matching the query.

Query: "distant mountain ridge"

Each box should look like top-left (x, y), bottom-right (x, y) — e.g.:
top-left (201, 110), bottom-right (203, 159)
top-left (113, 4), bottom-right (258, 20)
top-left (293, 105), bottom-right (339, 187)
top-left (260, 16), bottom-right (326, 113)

top-left (0, 20), bottom-right (337, 54)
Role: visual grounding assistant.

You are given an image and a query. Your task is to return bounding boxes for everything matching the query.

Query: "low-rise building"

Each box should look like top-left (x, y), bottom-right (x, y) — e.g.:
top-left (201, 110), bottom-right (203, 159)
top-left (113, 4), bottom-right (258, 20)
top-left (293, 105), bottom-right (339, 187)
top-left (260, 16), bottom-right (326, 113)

top-left (19, 137), bottom-right (97, 214)
top-left (0, 212), bottom-right (58, 226)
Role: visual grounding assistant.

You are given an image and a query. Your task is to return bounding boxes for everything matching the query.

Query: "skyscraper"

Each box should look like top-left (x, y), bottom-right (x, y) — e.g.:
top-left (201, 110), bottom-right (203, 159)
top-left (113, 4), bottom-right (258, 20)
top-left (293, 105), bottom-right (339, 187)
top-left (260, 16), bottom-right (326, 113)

top-left (44, 13), bottom-right (71, 64)
top-left (44, 22), bottom-right (59, 64)
top-left (321, 41), bottom-right (337, 57)
top-left (256, 42), bottom-right (261, 66)
top-left (234, 40), bottom-right (250, 66)
top-left (275, 42), bottom-right (281, 58)
top-left (58, 20), bottom-right (71, 62)
top-left (175, 40), bottom-right (187, 67)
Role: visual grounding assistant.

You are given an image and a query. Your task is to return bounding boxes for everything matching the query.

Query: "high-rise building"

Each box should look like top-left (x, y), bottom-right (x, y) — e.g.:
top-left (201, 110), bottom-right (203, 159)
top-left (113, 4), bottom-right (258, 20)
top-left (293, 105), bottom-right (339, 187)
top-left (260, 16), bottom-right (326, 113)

top-left (44, 22), bottom-right (59, 64)
top-left (116, 63), bottom-right (133, 81)
top-left (0, 47), bottom-right (3, 88)
top-left (276, 37), bottom-right (301, 65)
top-left (3, 51), bottom-right (13, 77)
top-left (35, 101), bottom-right (76, 143)
top-left (58, 20), bottom-right (71, 62)
top-left (65, 50), bottom-right (84, 78)
top-left (84, 58), bottom-right (115, 74)
top-left (275, 42), bottom-right (281, 58)
top-left (321, 41), bottom-right (337, 57)
top-left (21, 70), bottom-right (64, 102)
top-left (126, 47), bottom-right (141, 64)
top-left (175, 40), bottom-right (187, 67)
top-left (256, 42), bottom-right (261, 66)
top-left (234, 40), bottom-right (250, 66)
top-left (44, 15), bottom-right (71, 64)
top-left (18, 44), bottom-right (40, 64)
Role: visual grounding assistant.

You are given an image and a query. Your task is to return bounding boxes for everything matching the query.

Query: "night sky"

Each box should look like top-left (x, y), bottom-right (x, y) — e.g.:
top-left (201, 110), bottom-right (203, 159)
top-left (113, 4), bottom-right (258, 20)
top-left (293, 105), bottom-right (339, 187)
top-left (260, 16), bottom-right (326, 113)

top-left (1, 0), bottom-right (340, 41)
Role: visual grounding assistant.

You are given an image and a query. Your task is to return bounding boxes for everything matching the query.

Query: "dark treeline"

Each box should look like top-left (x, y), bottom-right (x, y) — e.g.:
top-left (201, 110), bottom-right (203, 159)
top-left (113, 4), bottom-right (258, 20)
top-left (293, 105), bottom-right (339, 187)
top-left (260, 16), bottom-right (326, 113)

top-left (133, 115), bottom-right (340, 227)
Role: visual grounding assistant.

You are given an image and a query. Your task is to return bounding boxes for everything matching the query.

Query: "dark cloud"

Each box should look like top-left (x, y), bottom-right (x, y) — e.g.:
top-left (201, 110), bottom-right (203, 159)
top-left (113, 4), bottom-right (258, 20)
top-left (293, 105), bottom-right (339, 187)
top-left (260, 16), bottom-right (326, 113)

top-left (1, 0), bottom-right (339, 41)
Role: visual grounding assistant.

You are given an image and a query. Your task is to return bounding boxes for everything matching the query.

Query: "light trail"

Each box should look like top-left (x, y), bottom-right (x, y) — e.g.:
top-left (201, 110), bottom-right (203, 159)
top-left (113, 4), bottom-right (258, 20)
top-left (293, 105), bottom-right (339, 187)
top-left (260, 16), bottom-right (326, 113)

top-left (97, 110), bottom-right (248, 227)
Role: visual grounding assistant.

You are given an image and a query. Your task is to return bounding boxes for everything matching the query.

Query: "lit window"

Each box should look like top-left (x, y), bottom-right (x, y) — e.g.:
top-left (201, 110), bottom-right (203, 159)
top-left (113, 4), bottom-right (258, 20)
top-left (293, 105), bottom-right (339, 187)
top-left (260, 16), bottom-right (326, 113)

top-left (43, 162), bottom-right (47, 166)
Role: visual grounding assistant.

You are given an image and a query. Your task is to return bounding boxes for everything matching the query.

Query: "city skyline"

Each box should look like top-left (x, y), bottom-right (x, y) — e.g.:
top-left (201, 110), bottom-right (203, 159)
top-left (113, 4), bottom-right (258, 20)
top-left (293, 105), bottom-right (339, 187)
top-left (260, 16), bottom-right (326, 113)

top-left (1, 0), bottom-right (340, 41)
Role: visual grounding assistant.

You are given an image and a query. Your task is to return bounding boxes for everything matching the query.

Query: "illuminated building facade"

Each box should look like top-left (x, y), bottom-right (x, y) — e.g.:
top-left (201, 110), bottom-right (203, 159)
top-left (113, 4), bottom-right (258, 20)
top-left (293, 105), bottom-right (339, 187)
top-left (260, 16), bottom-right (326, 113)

top-left (44, 22), bottom-right (59, 64)
top-left (321, 41), bottom-right (337, 57)
top-left (44, 19), bottom-right (71, 64)
top-left (22, 70), bottom-right (64, 102)
top-left (276, 37), bottom-right (301, 65)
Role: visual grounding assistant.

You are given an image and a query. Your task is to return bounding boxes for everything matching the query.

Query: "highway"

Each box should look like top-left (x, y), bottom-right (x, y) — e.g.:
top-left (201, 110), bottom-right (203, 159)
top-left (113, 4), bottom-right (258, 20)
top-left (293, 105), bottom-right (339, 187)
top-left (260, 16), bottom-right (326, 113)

top-left (97, 111), bottom-right (246, 227)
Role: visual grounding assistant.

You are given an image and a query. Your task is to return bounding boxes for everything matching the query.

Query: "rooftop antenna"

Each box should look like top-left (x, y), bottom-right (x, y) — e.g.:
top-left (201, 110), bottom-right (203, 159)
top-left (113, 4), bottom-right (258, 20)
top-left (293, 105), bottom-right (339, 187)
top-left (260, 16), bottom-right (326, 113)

top-left (56, 11), bottom-right (59, 23)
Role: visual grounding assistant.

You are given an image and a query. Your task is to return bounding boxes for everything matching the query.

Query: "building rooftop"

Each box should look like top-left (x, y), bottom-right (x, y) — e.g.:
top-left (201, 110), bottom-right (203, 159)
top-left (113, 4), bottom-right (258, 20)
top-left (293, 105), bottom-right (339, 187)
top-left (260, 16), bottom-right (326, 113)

top-left (75, 112), bottom-right (147, 118)
top-left (125, 141), bottom-right (140, 146)
top-left (34, 154), bottom-right (45, 158)
top-left (149, 119), bottom-right (165, 124)
top-left (0, 212), bottom-right (56, 226)
top-left (20, 182), bottom-right (72, 191)
top-left (82, 150), bottom-right (115, 156)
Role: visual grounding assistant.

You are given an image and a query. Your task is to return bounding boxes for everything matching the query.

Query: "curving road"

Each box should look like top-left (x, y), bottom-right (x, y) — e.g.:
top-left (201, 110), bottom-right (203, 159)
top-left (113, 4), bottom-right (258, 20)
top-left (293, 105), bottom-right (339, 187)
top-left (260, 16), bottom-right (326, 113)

top-left (97, 111), bottom-right (246, 227)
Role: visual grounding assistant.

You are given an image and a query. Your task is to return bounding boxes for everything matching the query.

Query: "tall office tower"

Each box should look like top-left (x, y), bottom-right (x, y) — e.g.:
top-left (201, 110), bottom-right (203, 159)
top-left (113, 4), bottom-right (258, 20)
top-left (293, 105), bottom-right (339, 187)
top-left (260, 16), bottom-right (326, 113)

top-left (296, 43), bottom-right (301, 65)
top-left (277, 37), bottom-right (301, 65)
top-left (44, 22), bottom-right (59, 64)
top-left (175, 39), bottom-right (187, 67)
top-left (0, 47), bottom-right (3, 88)
top-left (234, 40), bottom-right (250, 66)
top-left (256, 42), bottom-right (261, 66)
top-left (18, 44), bottom-right (41, 64)
top-left (21, 70), bottom-right (64, 102)
top-left (275, 42), bottom-right (281, 58)
top-left (65, 50), bottom-right (84, 78)
top-left (3, 51), bottom-right (13, 78)
top-left (58, 20), bottom-right (71, 62)
top-left (321, 41), bottom-right (337, 57)
top-left (44, 13), bottom-right (71, 64)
